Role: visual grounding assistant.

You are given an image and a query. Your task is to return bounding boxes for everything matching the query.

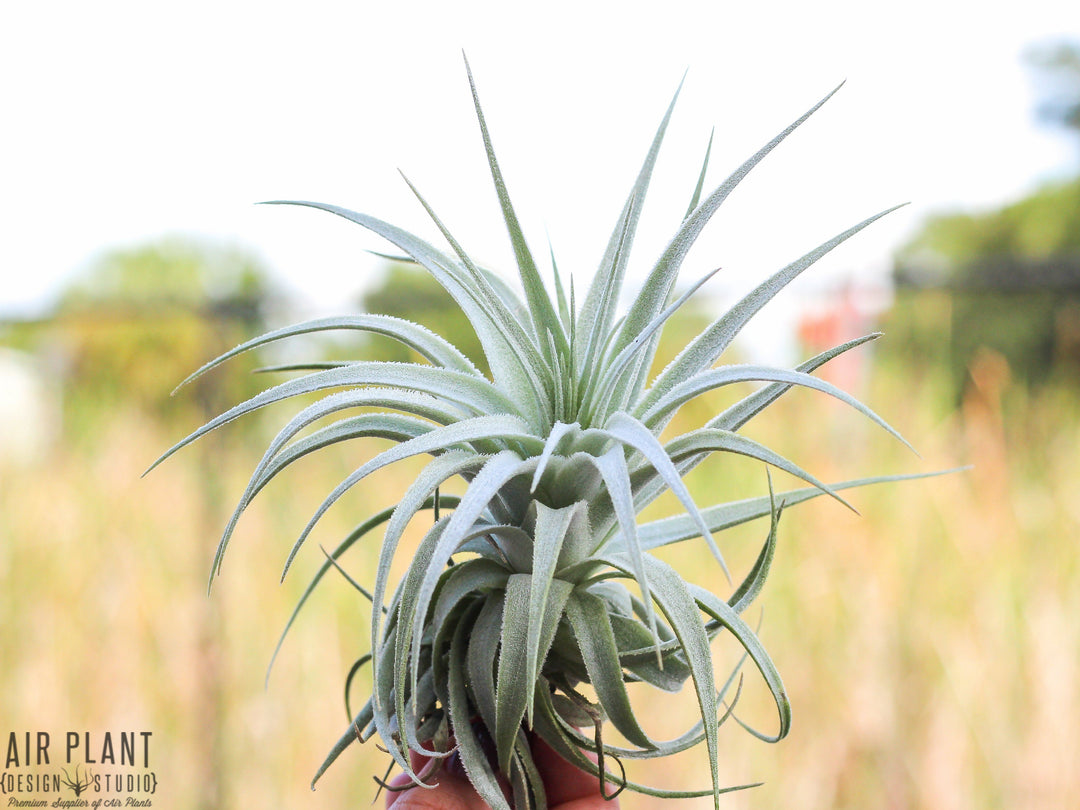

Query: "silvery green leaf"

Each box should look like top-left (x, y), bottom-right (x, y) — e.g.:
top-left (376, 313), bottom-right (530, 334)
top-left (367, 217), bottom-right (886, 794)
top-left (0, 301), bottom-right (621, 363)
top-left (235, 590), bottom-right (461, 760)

top-left (710, 334), bottom-right (880, 432)
top-left (393, 518), bottom-right (451, 759)
top-left (465, 55), bottom-right (569, 362)
top-left (636, 204), bottom-right (906, 426)
top-left (449, 608), bottom-right (513, 810)
top-left (399, 173), bottom-right (556, 427)
top-left (533, 676), bottom-right (759, 800)
top-left (689, 584), bottom-right (790, 743)
top-left (576, 192), bottom-right (636, 390)
top-left (466, 593), bottom-right (504, 735)
top-left (601, 412), bottom-right (728, 578)
top-left (512, 728), bottom-right (546, 809)
top-left (548, 649), bottom-right (745, 760)
top-left (173, 313), bottom-right (481, 392)
top-left (642, 364), bottom-right (912, 453)
top-left (683, 128), bottom-right (714, 221)
top-left (597, 552), bottom-right (722, 808)
top-left (496, 574), bottom-right (572, 771)
top-left (613, 85), bottom-right (845, 377)
top-left (664, 428), bottom-right (854, 511)
top-left (565, 590), bottom-right (657, 750)
top-left (583, 446), bottom-right (659, 651)
top-left (585, 264), bottom-right (722, 422)
top-left (635, 469), bottom-right (962, 552)
top-left (369, 452), bottom-right (482, 720)
top-left (431, 558), bottom-right (510, 634)
top-left (280, 415), bottom-right (540, 579)
top-left (529, 420), bottom-right (579, 492)
top-left (409, 452), bottom-right (537, 706)
top-left (213, 411), bottom-right (436, 583)
top-left (524, 503), bottom-right (580, 720)
top-left (550, 243), bottom-right (571, 330)
top-left (575, 78), bottom-right (683, 378)
top-left (727, 483), bottom-right (780, 615)
top-left (147, 361), bottom-right (520, 475)
top-left (261, 200), bottom-right (542, 421)
top-left (267, 495), bottom-right (457, 686)
top-left (608, 613), bottom-right (689, 692)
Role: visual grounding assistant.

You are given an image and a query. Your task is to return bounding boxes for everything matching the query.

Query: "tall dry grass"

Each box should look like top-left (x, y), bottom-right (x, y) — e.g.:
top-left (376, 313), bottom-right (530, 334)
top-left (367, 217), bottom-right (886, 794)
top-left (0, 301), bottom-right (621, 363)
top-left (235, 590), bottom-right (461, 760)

top-left (1, 333), bottom-right (1076, 809)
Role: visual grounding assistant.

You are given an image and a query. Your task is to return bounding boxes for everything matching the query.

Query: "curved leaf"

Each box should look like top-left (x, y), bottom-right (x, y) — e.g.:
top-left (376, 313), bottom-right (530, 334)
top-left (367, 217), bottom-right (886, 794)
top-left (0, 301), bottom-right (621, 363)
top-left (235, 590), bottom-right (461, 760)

top-left (369, 451), bottom-right (485, 750)
top-left (636, 204), bottom-right (905, 425)
top-left (634, 469), bottom-right (962, 552)
top-left (267, 495), bottom-right (458, 686)
top-left (614, 85), bottom-right (845, 377)
top-left (576, 77), bottom-right (684, 376)
top-left (690, 584), bottom-right (790, 743)
top-left (642, 364), bottom-right (912, 454)
top-left (449, 605), bottom-right (513, 810)
top-left (597, 552), bottom-right (722, 808)
top-left (280, 416), bottom-right (540, 579)
top-left (663, 428), bottom-right (854, 512)
top-left (601, 412), bottom-right (727, 578)
top-left (710, 333), bottom-right (880, 432)
top-left (147, 361), bottom-right (521, 475)
top-left (565, 590), bottom-right (657, 750)
top-left (465, 55), bottom-right (569, 362)
top-left (409, 452), bottom-right (538, 715)
top-left (173, 313), bottom-right (481, 393)
top-left (261, 199), bottom-right (544, 425)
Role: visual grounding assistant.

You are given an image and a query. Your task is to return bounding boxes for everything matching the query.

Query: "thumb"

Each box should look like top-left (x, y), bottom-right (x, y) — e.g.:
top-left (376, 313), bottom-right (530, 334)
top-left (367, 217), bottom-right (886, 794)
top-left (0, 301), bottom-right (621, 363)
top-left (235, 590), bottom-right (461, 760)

top-left (386, 757), bottom-right (489, 810)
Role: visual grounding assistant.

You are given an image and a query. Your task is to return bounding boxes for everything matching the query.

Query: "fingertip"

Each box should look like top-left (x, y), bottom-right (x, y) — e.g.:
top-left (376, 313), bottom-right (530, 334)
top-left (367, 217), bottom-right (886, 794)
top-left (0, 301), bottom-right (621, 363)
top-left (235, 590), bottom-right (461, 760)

top-left (528, 736), bottom-right (610, 807)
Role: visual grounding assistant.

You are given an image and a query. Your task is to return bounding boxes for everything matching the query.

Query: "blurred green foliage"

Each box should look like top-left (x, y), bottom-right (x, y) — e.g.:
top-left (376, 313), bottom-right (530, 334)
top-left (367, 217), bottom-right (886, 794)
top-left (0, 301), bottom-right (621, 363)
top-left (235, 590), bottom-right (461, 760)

top-left (10, 239), bottom-right (278, 438)
top-left (894, 178), bottom-right (1080, 286)
top-left (890, 38), bottom-right (1080, 395)
top-left (59, 238), bottom-right (269, 311)
top-left (891, 176), bottom-right (1080, 394)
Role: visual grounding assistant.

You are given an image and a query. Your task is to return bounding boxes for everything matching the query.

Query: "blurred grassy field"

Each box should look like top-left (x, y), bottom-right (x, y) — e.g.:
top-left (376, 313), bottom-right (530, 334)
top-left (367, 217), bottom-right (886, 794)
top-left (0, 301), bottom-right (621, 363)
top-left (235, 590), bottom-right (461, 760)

top-left (2, 315), bottom-right (1077, 809)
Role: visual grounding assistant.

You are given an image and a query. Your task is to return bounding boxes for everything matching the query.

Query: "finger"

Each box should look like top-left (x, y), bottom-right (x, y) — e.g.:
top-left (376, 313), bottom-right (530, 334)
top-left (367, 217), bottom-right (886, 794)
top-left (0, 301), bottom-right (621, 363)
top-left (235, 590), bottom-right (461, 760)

top-left (553, 799), bottom-right (617, 810)
top-left (385, 751), bottom-right (430, 808)
top-left (529, 735), bottom-right (614, 808)
top-left (386, 770), bottom-right (484, 810)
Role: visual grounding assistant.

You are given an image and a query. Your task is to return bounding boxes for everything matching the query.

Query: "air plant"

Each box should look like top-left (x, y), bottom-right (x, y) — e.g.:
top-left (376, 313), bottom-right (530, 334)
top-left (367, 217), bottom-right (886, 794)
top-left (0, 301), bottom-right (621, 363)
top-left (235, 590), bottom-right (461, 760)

top-left (152, 58), bottom-right (936, 808)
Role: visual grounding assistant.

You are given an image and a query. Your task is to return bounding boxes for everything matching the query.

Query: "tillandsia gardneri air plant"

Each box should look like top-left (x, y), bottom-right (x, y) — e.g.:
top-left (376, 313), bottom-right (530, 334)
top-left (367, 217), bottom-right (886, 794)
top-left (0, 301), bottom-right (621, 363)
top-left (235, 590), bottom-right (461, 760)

top-left (152, 58), bottom-right (937, 808)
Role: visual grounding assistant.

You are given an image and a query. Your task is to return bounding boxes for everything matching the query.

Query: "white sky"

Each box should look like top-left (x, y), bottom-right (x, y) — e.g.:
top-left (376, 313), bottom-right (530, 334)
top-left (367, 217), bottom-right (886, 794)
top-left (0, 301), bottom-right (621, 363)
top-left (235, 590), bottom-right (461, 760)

top-left (2, 0), bottom-right (1078, 360)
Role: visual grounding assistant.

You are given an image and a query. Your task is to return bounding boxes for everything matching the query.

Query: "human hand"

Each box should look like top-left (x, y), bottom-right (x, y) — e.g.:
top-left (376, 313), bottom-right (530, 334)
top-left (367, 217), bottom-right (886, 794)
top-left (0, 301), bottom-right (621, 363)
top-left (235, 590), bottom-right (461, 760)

top-left (385, 736), bottom-right (618, 810)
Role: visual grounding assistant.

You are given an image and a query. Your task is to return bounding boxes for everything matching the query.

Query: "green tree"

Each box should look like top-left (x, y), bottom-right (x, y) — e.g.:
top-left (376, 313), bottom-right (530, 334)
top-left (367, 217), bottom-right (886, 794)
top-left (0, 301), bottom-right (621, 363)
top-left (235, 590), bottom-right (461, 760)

top-left (887, 40), bottom-right (1080, 393)
top-left (894, 178), bottom-right (1080, 287)
top-left (891, 178), bottom-right (1080, 391)
top-left (50, 238), bottom-right (276, 432)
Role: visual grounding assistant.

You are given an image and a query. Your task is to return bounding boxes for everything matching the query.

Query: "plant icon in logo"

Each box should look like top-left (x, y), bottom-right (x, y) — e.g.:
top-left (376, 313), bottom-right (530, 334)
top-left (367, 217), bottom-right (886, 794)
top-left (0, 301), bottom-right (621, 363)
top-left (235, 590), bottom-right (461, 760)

top-left (60, 764), bottom-right (94, 798)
